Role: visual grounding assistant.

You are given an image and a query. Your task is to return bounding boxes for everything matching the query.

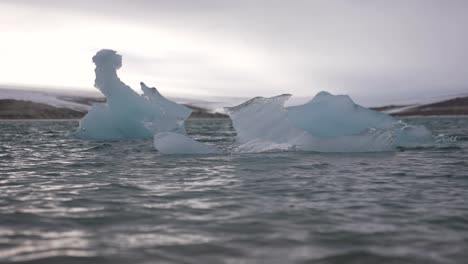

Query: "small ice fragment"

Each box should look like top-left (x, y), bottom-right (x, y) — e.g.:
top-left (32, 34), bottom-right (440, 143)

top-left (154, 132), bottom-right (222, 155)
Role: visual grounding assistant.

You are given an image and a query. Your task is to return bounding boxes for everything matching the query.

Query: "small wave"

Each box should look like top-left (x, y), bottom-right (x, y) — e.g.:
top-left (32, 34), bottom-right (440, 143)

top-left (232, 139), bottom-right (295, 153)
top-left (80, 143), bottom-right (113, 151)
top-left (314, 250), bottom-right (425, 264)
top-left (435, 134), bottom-right (459, 143)
top-left (398, 145), bottom-right (462, 152)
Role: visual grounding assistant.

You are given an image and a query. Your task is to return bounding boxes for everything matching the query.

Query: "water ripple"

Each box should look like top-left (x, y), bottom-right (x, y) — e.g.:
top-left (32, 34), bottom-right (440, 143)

top-left (0, 118), bottom-right (467, 263)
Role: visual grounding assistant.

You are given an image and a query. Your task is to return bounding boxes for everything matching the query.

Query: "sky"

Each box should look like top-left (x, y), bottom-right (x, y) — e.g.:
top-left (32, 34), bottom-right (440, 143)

top-left (0, 0), bottom-right (467, 106)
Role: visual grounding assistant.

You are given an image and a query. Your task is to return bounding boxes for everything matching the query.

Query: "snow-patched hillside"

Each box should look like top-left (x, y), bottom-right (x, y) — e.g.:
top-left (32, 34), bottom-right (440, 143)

top-left (1, 86), bottom-right (467, 118)
top-left (370, 92), bottom-right (468, 115)
top-left (0, 86), bottom-right (236, 119)
top-left (0, 87), bottom-right (100, 112)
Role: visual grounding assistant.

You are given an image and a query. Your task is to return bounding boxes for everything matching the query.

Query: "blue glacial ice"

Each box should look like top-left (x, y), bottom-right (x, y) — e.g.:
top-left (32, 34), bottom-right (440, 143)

top-left (73, 49), bottom-right (433, 154)
top-left (287, 91), bottom-right (394, 138)
top-left (225, 92), bottom-right (433, 153)
top-left (73, 49), bottom-right (192, 140)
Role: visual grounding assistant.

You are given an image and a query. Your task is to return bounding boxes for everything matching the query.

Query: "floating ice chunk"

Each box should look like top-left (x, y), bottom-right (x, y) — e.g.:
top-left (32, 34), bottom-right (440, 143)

top-left (226, 91), bottom-right (431, 153)
top-left (287, 91), bottom-right (433, 147)
top-left (154, 132), bottom-right (222, 155)
top-left (139, 82), bottom-right (191, 134)
top-left (140, 82), bottom-right (191, 123)
top-left (74, 49), bottom-right (191, 140)
top-left (225, 94), bottom-right (302, 144)
top-left (287, 91), bottom-right (394, 138)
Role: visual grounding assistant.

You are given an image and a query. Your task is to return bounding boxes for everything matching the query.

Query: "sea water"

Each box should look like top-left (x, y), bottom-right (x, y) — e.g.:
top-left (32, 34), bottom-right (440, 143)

top-left (0, 117), bottom-right (467, 263)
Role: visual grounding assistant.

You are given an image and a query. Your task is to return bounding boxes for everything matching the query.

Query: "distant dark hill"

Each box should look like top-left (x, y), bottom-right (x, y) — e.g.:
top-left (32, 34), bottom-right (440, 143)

top-left (0, 99), bottom-right (227, 119)
top-left (2, 94), bottom-right (467, 120)
top-left (395, 96), bottom-right (468, 116)
top-left (184, 105), bottom-right (228, 118)
top-left (0, 99), bottom-right (85, 119)
top-left (58, 96), bottom-right (228, 118)
top-left (371, 96), bottom-right (468, 116)
top-left (58, 96), bottom-right (105, 106)
top-left (370, 105), bottom-right (409, 112)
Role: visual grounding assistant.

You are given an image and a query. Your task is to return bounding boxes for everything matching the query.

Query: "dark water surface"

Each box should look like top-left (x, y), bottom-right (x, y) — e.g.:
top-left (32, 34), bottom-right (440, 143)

top-left (1, 117), bottom-right (467, 264)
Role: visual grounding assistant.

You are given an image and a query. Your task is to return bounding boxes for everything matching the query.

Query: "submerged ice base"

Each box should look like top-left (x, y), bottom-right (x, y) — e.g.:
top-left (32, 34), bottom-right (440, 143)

top-left (154, 132), bottom-right (222, 155)
top-left (74, 49), bottom-right (191, 140)
top-left (226, 92), bottom-right (433, 153)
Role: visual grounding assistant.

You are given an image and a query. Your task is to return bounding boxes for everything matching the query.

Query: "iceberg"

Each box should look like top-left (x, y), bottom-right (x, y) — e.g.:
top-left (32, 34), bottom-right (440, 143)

top-left (154, 132), bottom-right (222, 155)
top-left (73, 49), bottom-right (192, 140)
top-left (225, 95), bottom-right (301, 147)
top-left (72, 49), bottom-right (432, 154)
top-left (226, 92), bottom-right (432, 153)
top-left (287, 91), bottom-right (433, 147)
top-left (287, 91), bottom-right (394, 138)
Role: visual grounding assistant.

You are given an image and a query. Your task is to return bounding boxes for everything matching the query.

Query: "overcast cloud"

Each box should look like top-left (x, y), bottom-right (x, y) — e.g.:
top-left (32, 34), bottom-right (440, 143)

top-left (0, 0), bottom-right (467, 105)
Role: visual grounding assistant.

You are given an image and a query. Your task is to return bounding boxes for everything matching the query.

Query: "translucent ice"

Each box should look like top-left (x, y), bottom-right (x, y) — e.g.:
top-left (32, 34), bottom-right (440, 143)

top-left (226, 92), bottom-right (432, 153)
top-left (287, 91), bottom-right (394, 138)
top-left (74, 50), bottom-right (191, 140)
top-left (225, 95), bottom-right (301, 146)
top-left (154, 132), bottom-right (222, 155)
top-left (287, 91), bottom-right (433, 147)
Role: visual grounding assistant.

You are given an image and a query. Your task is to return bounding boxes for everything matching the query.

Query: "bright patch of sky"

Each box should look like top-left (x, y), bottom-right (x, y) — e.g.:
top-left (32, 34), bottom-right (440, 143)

top-left (1, 0), bottom-right (467, 105)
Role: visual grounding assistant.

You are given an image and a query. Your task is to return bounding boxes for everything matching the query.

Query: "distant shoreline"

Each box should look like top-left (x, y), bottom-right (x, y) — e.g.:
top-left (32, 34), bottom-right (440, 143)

top-left (3, 116), bottom-right (468, 122)
top-left (371, 96), bottom-right (468, 116)
top-left (1, 95), bottom-right (467, 120)
top-left (0, 117), bottom-right (232, 121)
top-left (0, 99), bottom-right (228, 120)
